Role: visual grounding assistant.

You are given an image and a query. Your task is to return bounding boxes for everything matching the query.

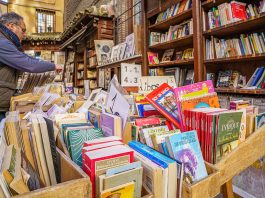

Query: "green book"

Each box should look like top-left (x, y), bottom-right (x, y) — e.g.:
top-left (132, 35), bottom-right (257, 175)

top-left (215, 111), bottom-right (243, 163)
top-left (67, 128), bottom-right (104, 167)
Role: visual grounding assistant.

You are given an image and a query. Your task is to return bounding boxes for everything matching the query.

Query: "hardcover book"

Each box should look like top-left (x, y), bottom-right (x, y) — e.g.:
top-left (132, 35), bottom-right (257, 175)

top-left (67, 128), bottom-right (104, 167)
top-left (99, 167), bottom-right (143, 198)
top-left (165, 131), bottom-right (208, 183)
top-left (161, 49), bottom-right (174, 62)
top-left (83, 145), bottom-right (134, 198)
top-left (100, 112), bottom-right (122, 137)
top-left (145, 83), bottom-right (182, 129)
top-left (255, 112), bottom-right (265, 130)
top-left (100, 182), bottom-right (134, 198)
top-left (174, 80), bottom-right (215, 101)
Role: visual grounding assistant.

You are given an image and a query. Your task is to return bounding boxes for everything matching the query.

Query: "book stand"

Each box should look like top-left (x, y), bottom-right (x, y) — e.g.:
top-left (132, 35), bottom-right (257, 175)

top-left (183, 124), bottom-right (265, 198)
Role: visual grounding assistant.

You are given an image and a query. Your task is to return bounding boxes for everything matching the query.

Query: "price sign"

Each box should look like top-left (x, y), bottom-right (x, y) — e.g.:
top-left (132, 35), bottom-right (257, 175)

top-left (121, 63), bottom-right (142, 87)
top-left (139, 76), bottom-right (176, 94)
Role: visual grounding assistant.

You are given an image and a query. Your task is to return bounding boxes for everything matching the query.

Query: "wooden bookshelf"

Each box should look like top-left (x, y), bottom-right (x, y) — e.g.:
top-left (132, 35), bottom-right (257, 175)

top-left (149, 59), bottom-right (194, 67)
top-left (203, 14), bottom-right (265, 37)
top-left (149, 9), bottom-right (193, 31)
top-left (96, 55), bottom-right (142, 68)
top-left (149, 34), bottom-right (193, 50)
top-left (201, 0), bottom-right (265, 96)
top-left (215, 88), bottom-right (265, 95)
top-left (204, 53), bottom-right (265, 64)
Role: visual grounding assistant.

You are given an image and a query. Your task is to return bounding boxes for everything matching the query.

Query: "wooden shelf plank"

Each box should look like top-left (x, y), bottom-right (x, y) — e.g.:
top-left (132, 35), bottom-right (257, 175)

top-left (148, 59), bottom-right (194, 67)
top-left (201, 0), bottom-right (227, 10)
top-left (149, 34), bottom-right (193, 50)
top-left (149, 9), bottom-right (193, 31)
top-left (87, 66), bottom-right (97, 69)
top-left (96, 55), bottom-right (142, 68)
top-left (204, 53), bottom-right (265, 64)
top-left (203, 14), bottom-right (265, 37)
top-left (215, 87), bottom-right (265, 95)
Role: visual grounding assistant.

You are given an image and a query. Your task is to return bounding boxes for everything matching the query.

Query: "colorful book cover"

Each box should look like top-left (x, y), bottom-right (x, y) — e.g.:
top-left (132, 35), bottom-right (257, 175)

top-left (100, 112), bottom-right (122, 137)
top-left (174, 80), bottom-right (215, 101)
top-left (146, 83), bottom-right (182, 130)
top-left (67, 128), bottom-right (104, 167)
top-left (135, 117), bottom-right (162, 126)
top-left (165, 131), bottom-right (208, 183)
top-left (255, 112), bottom-right (265, 130)
top-left (83, 145), bottom-right (134, 198)
top-left (141, 125), bottom-right (169, 148)
top-left (88, 110), bottom-right (100, 128)
top-left (147, 52), bottom-right (160, 64)
top-left (100, 182), bottom-right (134, 198)
top-left (216, 111), bottom-right (243, 146)
top-left (180, 94), bottom-right (220, 114)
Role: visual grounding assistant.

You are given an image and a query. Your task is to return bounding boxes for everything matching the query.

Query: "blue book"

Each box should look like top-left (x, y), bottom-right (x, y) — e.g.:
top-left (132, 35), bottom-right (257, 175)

top-left (165, 131), bottom-right (208, 183)
top-left (128, 141), bottom-right (175, 168)
top-left (251, 67), bottom-right (265, 87)
top-left (161, 142), bottom-right (170, 156)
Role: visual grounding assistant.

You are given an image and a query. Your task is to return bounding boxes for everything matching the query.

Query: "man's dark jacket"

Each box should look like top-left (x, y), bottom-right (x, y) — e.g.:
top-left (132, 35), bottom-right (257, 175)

top-left (0, 33), bottom-right (55, 111)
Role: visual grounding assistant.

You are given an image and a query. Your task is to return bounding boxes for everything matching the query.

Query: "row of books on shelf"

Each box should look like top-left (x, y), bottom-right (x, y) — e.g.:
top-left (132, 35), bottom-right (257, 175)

top-left (207, 67), bottom-right (265, 89)
top-left (206, 32), bottom-right (265, 60)
top-left (148, 48), bottom-right (194, 64)
top-left (155, 0), bottom-right (192, 24)
top-left (205, 1), bottom-right (265, 30)
top-left (95, 33), bottom-right (136, 66)
top-left (150, 19), bottom-right (193, 46)
top-left (149, 67), bottom-right (194, 87)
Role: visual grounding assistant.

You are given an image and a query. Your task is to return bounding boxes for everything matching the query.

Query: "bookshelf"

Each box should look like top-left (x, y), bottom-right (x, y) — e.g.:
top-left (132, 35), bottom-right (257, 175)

top-left (142, 0), bottom-right (202, 84)
top-left (201, 0), bottom-right (265, 95)
top-left (61, 14), bottom-right (113, 94)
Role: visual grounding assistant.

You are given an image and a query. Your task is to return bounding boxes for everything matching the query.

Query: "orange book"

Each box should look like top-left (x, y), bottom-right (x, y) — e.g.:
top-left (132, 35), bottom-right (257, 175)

top-left (177, 0), bottom-right (188, 14)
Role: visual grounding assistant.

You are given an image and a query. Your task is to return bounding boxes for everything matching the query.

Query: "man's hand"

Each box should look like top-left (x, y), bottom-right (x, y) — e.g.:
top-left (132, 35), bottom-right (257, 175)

top-left (55, 64), bottom-right (63, 73)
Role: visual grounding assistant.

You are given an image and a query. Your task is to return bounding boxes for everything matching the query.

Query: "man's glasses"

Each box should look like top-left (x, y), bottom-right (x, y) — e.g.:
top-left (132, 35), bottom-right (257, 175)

top-left (13, 23), bottom-right (26, 33)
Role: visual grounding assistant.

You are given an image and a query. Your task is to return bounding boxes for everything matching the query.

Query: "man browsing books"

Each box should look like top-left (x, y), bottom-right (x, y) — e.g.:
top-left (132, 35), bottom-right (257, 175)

top-left (0, 12), bottom-right (62, 120)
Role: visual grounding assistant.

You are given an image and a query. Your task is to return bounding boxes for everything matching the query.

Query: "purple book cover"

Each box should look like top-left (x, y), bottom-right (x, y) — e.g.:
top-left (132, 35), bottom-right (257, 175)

top-left (174, 80), bottom-right (215, 101)
top-left (100, 112), bottom-right (115, 137)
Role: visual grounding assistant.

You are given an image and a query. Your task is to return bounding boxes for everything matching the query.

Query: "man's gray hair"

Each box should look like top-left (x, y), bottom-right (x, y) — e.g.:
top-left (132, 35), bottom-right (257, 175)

top-left (0, 12), bottom-right (23, 25)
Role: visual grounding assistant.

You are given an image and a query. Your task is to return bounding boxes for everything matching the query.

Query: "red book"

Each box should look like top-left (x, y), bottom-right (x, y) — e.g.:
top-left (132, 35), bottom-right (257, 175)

top-left (145, 83), bottom-right (182, 130)
top-left (230, 1), bottom-right (247, 21)
top-left (83, 145), bottom-right (134, 198)
top-left (135, 117), bottom-right (162, 126)
top-left (82, 141), bottom-right (123, 163)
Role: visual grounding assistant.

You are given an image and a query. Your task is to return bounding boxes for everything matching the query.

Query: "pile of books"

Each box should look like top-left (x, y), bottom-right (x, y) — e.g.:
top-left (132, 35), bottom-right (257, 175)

top-left (16, 72), bottom-right (56, 94)
top-left (147, 48), bottom-right (194, 65)
top-left (0, 112), bottom-right (59, 197)
top-left (155, 0), bottom-right (192, 24)
top-left (206, 32), bottom-right (265, 59)
top-left (150, 19), bottom-right (193, 46)
top-left (206, 1), bottom-right (265, 30)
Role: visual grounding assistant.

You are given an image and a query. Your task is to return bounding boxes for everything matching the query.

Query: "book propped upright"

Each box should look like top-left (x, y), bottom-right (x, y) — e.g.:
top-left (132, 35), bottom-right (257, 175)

top-left (145, 83), bottom-right (182, 130)
top-left (165, 131), bottom-right (208, 183)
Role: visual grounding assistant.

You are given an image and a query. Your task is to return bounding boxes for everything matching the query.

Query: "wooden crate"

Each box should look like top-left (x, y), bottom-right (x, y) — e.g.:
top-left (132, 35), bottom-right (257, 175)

top-left (182, 162), bottom-right (220, 198)
top-left (14, 148), bottom-right (91, 198)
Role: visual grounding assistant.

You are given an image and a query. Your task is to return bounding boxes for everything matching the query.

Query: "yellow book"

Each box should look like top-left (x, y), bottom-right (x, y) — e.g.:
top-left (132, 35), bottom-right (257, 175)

top-left (100, 182), bottom-right (134, 198)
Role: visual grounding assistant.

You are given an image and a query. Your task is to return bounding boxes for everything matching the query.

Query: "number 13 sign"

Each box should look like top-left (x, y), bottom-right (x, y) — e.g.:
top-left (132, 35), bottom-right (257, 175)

top-left (121, 63), bottom-right (142, 87)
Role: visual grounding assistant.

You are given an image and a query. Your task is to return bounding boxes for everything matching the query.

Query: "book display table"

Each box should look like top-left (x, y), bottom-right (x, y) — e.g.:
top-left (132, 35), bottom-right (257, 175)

top-left (182, 124), bottom-right (265, 198)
